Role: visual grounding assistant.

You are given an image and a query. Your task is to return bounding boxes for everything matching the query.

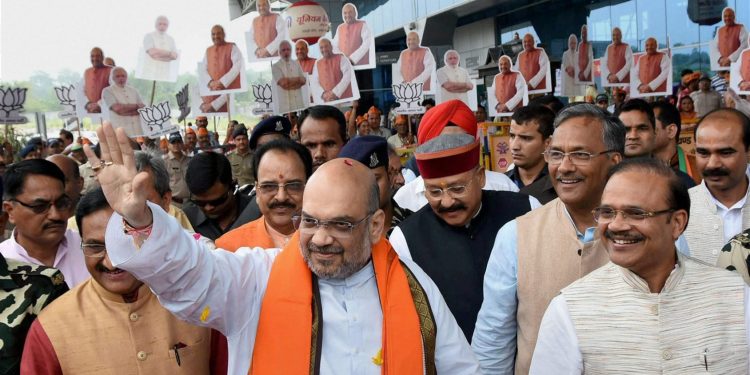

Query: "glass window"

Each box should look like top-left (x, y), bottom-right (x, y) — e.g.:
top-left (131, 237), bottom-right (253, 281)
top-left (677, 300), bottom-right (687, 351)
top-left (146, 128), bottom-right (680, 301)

top-left (636, 0), bottom-right (666, 49)
top-left (500, 23), bottom-right (540, 45)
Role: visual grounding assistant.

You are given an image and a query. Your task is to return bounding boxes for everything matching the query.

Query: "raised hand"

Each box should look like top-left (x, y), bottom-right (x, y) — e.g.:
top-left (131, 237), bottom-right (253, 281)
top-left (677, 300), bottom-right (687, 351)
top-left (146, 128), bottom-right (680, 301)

top-left (83, 122), bottom-right (153, 228)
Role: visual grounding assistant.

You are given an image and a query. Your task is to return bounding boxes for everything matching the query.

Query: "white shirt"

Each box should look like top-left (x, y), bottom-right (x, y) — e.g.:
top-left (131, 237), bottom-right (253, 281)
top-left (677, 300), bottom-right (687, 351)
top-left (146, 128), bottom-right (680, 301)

top-left (393, 170), bottom-right (520, 213)
top-left (271, 58), bottom-right (306, 114)
top-left (333, 22), bottom-right (372, 64)
top-left (632, 53), bottom-right (671, 92)
top-left (106, 203), bottom-right (481, 375)
top-left (530, 283), bottom-right (750, 374)
top-left (437, 65), bottom-right (472, 103)
top-left (514, 49), bottom-right (549, 89)
top-left (709, 184), bottom-right (750, 244)
top-left (0, 229), bottom-right (88, 288)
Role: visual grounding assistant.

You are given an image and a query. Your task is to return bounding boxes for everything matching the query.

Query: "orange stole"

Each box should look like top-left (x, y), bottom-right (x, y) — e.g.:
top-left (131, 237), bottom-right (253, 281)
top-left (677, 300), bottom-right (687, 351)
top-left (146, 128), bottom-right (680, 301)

top-left (299, 58), bottom-right (317, 75)
top-left (577, 42), bottom-right (591, 81)
top-left (400, 48), bottom-right (431, 91)
top-left (741, 51), bottom-right (750, 83)
top-left (202, 43), bottom-right (241, 111)
top-left (718, 24), bottom-right (743, 58)
top-left (318, 55), bottom-right (352, 98)
top-left (215, 217), bottom-right (275, 252)
top-left (338, 22), bottom-right (368, 65)
top-left (253, 14), bottom-right (279, 50)
top-left (84, 66), bottom-right (112, 103)
top-left (494, 73), bottom-right (518, 105)
top-left (250, 234), bottom-right (425, 374)
top-left (638, 53), bottom-right (667, 92)
top-left (519, 49), bottom-right (546, 90)
top-left (607, 44), bottom-right (630, 82)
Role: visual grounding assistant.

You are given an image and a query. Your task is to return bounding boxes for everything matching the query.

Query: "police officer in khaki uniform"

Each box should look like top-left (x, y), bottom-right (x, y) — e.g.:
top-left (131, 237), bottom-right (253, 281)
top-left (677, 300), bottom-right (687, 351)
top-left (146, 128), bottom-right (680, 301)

top-left (226, 127), bottom-right (255, 188)
top-left (163, 132), bottom-right (191, 206)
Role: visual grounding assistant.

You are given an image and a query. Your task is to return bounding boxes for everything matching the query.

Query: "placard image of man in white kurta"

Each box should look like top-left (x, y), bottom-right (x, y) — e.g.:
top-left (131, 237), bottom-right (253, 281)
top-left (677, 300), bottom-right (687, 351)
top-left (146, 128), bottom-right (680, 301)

top-left (135, 16), bottom-right (179, 82)
top-left (101, 67), bottom-right (145, 138)
top-left (246, 0), bottom-right (289, 62)
top-left (436, 50), bottom-right (475, 108)
top-left (601, 27), bottom-right (633, 88)
top-left (271, 40), bottom-right (309, 114)
top-left (489, 55), bottom-right (528, 117)
top-left (311, 38), bottom-right (359, 105)
top-left (333, 3), bottom-right (375, 70)
top-left (396, 31), bottom-right (436, 93)
top-left (561, 34), bottom-right (584, 97)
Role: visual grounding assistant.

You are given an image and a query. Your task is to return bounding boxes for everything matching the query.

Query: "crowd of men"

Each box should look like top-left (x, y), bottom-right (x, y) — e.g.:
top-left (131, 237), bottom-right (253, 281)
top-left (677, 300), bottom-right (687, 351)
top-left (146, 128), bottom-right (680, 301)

top-left (5, 23), bottom-right (750, 373)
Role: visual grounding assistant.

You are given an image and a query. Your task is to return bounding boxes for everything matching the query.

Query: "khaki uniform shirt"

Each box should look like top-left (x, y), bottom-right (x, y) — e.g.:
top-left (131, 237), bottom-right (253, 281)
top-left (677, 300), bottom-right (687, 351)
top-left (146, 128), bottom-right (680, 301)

top-left (226, 150), bottom-right (255, 187)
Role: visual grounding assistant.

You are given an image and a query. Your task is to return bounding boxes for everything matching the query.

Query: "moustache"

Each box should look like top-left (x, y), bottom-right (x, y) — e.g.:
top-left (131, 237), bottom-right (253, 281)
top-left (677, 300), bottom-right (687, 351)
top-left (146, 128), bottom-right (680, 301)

top-left (438, 203), bottom-right (467, 213)
top-left (43, 221), bottom-right (66, 230)
top-left (555, 173), bottom-right (585, 181)
top-left (604, 230), bottom-right (645, 241)
top-left (702, 168), bottom-right (730, 178)
top-left (95, 263), bottom-right (124, 273)
top-left (269, 201), bottom-right (297, 210)
top-left (307, 243), bottom-right (344, 255)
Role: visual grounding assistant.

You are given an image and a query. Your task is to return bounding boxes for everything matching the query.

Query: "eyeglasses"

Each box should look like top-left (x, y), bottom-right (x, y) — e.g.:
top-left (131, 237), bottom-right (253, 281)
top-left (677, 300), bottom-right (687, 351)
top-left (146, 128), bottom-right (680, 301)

top-left (190, 190), bottom-right (230, 208)
top-left (11, 195), bottom-right (73, 215)
top-left (592, 207), bottom-right (675, 224)
top-left (81, 243), bottom-right (107, 258)
top-left (292, 212), bottom-right (373, 238)
top-left (424, 168), bottom-right (478, 199)
top-left (256, 181), bottom-right (305, 196)
top-left (543, 149), bottom-right (615, 165)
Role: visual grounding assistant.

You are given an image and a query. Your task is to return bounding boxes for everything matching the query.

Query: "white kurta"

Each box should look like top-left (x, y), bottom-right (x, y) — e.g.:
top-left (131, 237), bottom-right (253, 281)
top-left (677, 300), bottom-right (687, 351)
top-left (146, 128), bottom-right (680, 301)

top-left (601, 43), bottom-right (633, 83)
top-left (492, 72), bottom-right (527, 112)
top-left (312, 55), bottom-right (353, 99)
top-left (437, 65), bottom-right (471, 103)
top-left (101, 85), bottom-right (145, 137)
top-left (333, 22), bottom-right (372, 64)
top-left (271, 58), bottom-right (306, 113)
top-left (106, 203), bottom-right (481, 375)
top-left (632, 53), bottom-right (671, 92)
top-left (141, 31), bottom-right (177, 81)
top-left (200, 44), bottom-right (241, 110)
top-left (560, 50), bottom-right (584, 97)
top-left (711, 25), bottom-right (749, 63)
top-left (514, 49), bottom-right (549, 89)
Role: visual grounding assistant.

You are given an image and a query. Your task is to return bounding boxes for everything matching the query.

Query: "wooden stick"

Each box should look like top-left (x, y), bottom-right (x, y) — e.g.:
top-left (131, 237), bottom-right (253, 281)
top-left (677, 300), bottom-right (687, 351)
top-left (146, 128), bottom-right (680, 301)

top-left (150, 81), bottom-right (157, 106)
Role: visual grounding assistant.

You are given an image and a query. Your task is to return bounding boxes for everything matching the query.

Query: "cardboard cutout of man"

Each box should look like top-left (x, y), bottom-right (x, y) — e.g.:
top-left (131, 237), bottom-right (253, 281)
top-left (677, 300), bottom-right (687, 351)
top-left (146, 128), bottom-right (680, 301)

top-left (632, 37), bottom-right (671, 97)
top-left (575, 25), bottom-right (593, 84)
top-left (436, 50), bottom-right (474, 104)
top-left (561, 34), bottom-right (584, 97)
top-left (249, 0), bottom-right (287, 60)
top-left (491, 55), bottom-right (527, 115)
top-left (101, 67), bottom-right (145, 138)
top-left (333, 3), bottom-right (373, 68)
top-left (295, 40), bottom-right (317, 75)
top-left (272, 40), bottom-right (308, 114)
top-left (83, 47), bottom-right (112, 114)
top-left (200, 25), bottom-right (242, 112)
top-left (601, 27), bottom-right (633, 87)
top-left (514, 34), bottom-right (550, 93)
top-left (398, 31), bottom-right (436, 92)
top-left (711, 7), bottom-right (749, 70)
top-left (311, 38), bottom-right (355, 103)
top-left (137, 16), bottom-right (179, 82)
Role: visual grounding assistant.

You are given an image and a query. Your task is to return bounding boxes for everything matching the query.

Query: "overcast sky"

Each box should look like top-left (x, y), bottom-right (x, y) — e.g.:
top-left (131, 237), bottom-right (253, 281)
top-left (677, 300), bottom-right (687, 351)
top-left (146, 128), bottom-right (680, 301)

top-left (0, 0), bottom-right (273, 82)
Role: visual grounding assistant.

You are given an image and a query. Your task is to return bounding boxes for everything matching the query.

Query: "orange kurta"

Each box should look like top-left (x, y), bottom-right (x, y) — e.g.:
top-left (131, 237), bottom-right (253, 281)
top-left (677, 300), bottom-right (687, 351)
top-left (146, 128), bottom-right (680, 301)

top-left (318, 55), bottom-right (352, 99)
top-left (298, 58), bottom-right (317, 75)
top-left (253, 14), bottom-right (279, 50)
top-left (494, 73), bottom-right (519, 104)
top-left (84, 66), bottom-right (112, 104)
top-left (400, 48), bottom-right (431, 91)
top-left (251, 234), bottom-right (426, 374)
top-left (607, 43), bottom-right (630, 82)
top-left (215, 217), bottom-right (275, 252)
top-left (338, 21), bottom-right (368, 65)
top-left (638, 53), bottom-right (667, 92)
top-left (518, 49), bottom-right (546, 90)
top-left (719, 24), bottom-right (743, 59)
top-left (202, 43), bottom-right (240, 112)
top-left (577, 42), bottom-right (591, 81)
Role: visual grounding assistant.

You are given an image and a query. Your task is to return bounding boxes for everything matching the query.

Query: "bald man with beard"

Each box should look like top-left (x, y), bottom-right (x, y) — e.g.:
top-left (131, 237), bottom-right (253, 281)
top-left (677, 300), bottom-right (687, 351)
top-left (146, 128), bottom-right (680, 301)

top-left (603, 27), bottom-right (633, 85)
top-left (312, 38), bottom-right (354, 103)
top-left (333, 3), bottom-right (372, 67)
top-left (514, 34), bottom-right (549, 91)
top-left (576, 25), bottom-right (593, 83)
top-left (436, 50), bottom-right (474, 103)
top-left (633, 37), bottom-right (671, 95)
top-left (200, 25), bottom-right (242, 112)
top-left (83, 47), bottom-right (112, 113)
top-left (713, 7), bottom-right (748, 69)
top-left (398, 32), bottom-right (436, 91)
top-left (295, 40), bottom-right (316, 75)
top-left (251, 0), bottom-right (286, 59)
top-left (493, 56), bottom-right (526, 113)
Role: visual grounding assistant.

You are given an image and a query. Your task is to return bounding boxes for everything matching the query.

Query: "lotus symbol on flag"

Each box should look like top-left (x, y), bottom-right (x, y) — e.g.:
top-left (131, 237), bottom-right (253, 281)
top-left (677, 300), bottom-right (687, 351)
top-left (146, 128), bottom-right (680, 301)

top-left (0, 87), bottom-right (28, 124)
top-left (252, 84), bottom-right (273, 108)
top-left (175, 84), bottom-right (190, 122)
top-left (138, 102), bottom-right (172, 132)
top-left (392, 82), bottom-right (423, 108)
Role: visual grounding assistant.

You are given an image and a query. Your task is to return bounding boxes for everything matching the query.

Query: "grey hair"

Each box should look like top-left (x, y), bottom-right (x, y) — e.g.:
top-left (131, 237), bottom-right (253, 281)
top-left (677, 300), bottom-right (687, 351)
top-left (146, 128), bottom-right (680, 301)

top-left (553, 103), bottom-right (626, 155)
top-left (416, 133), bottom-right (475, 154)
top-left (134, 150), bottom-right (171, 196)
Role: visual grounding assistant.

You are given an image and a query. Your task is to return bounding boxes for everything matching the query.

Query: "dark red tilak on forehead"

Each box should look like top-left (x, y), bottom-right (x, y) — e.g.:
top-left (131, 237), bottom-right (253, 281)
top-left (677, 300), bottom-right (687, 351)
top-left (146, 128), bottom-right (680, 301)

top-left (344, 159), bottom-right (353, 166)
